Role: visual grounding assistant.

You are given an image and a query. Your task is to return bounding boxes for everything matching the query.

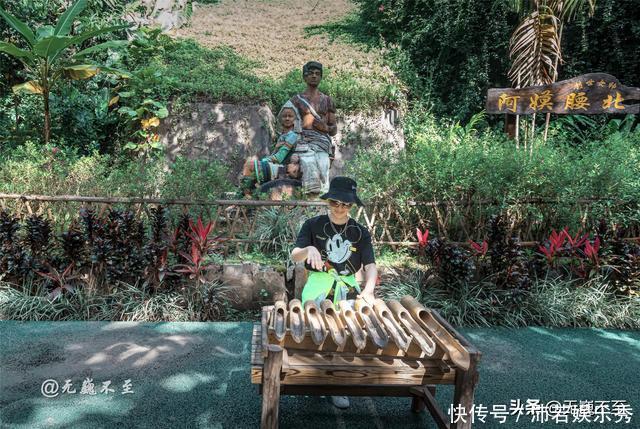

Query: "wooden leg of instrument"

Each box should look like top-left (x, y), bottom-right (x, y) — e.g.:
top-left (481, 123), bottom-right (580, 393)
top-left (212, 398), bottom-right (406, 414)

top-left (411, 395), bottom-right (426, 413)
top-left (261, 344), bottom-right (284, 429)
top-left (452, 356), bottom-right (479, 429)
top-left (411, 384), bottom-right (436, 413)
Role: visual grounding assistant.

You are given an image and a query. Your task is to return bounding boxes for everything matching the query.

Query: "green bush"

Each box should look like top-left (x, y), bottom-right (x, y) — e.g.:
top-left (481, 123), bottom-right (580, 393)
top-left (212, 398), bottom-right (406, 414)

top-left (379, 271), bottom-right (640, 328)
top-left (115, 34), bottom-right (400, 113)
top-left (0, 142), bottom-right (233, 221)
top-left (347, 109), bottom-right (640, 240)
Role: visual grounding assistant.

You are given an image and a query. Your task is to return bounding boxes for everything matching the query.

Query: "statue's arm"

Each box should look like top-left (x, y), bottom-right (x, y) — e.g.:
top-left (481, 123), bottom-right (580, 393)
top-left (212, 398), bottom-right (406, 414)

top-left (326, 96), bottom-right (337, 136)
top-left (326, 111), bottom-right (337, 136)
top-left (312, 96), bottom-right (338, 136)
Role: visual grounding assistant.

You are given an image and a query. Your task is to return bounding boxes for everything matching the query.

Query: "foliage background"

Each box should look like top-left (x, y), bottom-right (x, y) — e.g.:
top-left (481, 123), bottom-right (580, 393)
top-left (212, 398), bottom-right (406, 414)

top-left (354, 0), bottom-right (640, 120)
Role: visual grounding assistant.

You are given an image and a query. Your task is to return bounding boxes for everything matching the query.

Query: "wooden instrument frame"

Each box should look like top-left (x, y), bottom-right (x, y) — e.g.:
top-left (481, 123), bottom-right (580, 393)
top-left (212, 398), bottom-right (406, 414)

top-left (252, 301), bottom-right (481, 429)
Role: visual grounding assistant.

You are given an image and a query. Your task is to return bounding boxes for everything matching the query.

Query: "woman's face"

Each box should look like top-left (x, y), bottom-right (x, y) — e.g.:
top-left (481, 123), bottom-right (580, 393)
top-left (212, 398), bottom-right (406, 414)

top-left (328, 199), bottom-right (353, 217)
top-left (280, 109), bottom-right (296, 129)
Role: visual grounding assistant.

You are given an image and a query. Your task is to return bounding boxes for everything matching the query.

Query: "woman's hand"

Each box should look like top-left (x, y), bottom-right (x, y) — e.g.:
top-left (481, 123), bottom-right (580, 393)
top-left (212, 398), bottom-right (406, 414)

top-left (357, 288), bottom-right (375, 305)
top-left (305, 246), bottom-right (323, 270)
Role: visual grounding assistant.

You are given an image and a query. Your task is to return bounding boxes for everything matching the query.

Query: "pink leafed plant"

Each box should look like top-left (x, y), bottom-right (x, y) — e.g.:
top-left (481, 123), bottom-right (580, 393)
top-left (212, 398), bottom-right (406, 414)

top-left (469, 240), bottom-right (488, 256)
top-left (416, 228), bottom-right (429, 248)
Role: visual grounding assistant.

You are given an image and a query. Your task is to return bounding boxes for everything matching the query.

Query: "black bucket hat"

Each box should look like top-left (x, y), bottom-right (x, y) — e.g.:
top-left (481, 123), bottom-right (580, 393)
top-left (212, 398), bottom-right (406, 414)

top-left (320, 176), bottom-right (363, 206)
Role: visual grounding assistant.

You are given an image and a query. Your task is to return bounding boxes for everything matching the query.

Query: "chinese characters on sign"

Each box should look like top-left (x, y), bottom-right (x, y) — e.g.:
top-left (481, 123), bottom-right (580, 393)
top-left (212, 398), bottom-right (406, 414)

top-left (486, 73), bottom-right (640, 115)
top-left (449, 400), bottom-right (634, 425)
top-left (41, 378), bottom-right (134, 398)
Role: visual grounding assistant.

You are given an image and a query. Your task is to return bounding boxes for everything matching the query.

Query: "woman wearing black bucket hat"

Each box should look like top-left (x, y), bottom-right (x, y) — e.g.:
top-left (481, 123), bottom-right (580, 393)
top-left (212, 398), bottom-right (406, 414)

top-left (290, 176), bottom-right (378, 409)
top-left (291, 176), bottom-right (377, 309)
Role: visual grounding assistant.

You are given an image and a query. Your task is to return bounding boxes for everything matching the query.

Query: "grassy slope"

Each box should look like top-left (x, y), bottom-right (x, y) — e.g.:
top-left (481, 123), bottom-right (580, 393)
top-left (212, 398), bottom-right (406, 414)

top-left (179, 0), bottom-right (385, 78)
top-left (173, 0), bottom-right (401, 112)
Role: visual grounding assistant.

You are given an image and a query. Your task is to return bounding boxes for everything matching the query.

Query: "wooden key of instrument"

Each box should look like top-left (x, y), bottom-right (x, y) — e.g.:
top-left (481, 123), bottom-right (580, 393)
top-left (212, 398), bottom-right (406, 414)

top-left (304, 300), bottom-right (328, 346)
top-left (321, 300), bottom-right (347, 350)
top-left (387, 300), bottom-right (437, 357)
top-left (288, 299), bottom-right (306, 344)
top-left (355, 299), bottom-right (389, 350)
top-left (339, 300), bottom-right (367, 351)
top-left (401, 296), bottom-right (470, 370)
top-left (373, 299), bottom-right (412, 352)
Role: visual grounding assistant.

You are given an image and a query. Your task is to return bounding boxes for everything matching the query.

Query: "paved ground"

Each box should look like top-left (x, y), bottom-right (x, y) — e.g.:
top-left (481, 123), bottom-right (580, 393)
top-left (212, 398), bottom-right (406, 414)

top-left (0, 321), bottom-right (638, 429)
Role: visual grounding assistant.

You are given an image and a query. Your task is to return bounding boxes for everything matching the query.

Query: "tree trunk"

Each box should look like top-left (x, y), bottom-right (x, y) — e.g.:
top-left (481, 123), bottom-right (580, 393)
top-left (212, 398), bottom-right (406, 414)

top-left (43, 90), bottom-right (50, 145)
top-left (544, 21), bottom-right (564, 142)
top-left (14, 94), bottom-right (21, 132)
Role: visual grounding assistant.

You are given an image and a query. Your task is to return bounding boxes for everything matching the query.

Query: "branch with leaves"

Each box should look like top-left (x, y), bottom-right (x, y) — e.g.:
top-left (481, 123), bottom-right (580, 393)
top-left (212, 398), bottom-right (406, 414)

top-left (0, 0), bottom-right (130, 144)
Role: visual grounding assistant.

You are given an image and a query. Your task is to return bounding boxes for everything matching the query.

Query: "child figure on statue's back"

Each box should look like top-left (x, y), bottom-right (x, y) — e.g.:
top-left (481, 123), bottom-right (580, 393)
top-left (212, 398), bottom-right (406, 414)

top-left (239, 101), bottom-right (303, 196)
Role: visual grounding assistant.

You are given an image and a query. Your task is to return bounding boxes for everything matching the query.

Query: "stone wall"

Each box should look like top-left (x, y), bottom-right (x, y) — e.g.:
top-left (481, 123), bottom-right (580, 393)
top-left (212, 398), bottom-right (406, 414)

top-left (159, 102), bottom-right (276, 184)
top-left (158, 101), bottom-right (404, 185)
top-left (125, 0), bottom-right (190, 33)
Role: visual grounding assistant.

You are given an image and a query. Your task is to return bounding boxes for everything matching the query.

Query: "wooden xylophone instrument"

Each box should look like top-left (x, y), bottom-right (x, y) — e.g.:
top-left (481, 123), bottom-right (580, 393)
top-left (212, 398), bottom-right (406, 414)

top-left (265, 296), bottom-right (470, 370)
top-left (252, 295), bottom-right (482, 428)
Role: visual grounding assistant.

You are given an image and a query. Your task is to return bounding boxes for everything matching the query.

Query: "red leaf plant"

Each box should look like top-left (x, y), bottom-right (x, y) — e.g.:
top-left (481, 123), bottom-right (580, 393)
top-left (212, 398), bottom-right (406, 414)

top-left (174, 243), bottom-right (217, 285)
top-left (469, 240), bottom-right (488, 256)
top-left (563, 228), bottom-right (589, 250)
top-left (538, 229), bottom-right (567, 266)
top-left (416, 228), bottom-right (429, 248)
top-left (36, 263), bottom-right (80, 300)
top-left (583, 237), bottom-right (601, 267)
top-left (186, 217), bottom-right (227, 254)
top-left (187, 218), bottom-right (213, 251)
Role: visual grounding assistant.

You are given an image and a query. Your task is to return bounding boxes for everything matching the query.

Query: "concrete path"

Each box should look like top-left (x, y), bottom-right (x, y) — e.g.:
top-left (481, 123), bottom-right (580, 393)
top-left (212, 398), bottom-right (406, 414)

top-left (0, 321), bottom-right (638, 428)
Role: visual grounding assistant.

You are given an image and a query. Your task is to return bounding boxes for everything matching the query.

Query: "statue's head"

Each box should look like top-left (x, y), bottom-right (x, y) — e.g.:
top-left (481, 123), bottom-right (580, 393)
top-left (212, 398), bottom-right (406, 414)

top-left (302, 61), bottom-right (323, 87)
top-left (278, 101), bottom-right (302, 133)
top-left (279, 107), bottom-right (297, 130)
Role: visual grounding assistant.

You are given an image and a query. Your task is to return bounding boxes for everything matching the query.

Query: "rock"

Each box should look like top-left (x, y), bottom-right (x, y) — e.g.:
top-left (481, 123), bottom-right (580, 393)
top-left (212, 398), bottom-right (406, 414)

top-left (126, 0), bottom-right (190, 33)
top-left (220, 262), bottom-right (285, 309)
top-left (253, 269), bottom-right (286, 303)
top-left (330, 110), bottom-right (404, 178)
top-left (153, 0), bottom-right (173, 10)
top-left (155, 10), bottom-right (178, 32)
top-left (293, 262), bottom-right (308, 300)
top-left (160, 103), bottom-right (276, 187)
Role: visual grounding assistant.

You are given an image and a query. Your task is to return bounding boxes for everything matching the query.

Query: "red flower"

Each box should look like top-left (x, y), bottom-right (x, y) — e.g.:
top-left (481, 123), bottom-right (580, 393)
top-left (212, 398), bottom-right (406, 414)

top-left (416, 228), bottom-right (429, 248)
top-left (378, 4), bottom-right (385, 11)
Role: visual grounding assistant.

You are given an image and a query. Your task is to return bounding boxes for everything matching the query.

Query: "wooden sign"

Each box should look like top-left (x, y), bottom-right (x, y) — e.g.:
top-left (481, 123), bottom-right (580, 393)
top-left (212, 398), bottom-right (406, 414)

top-left (487, 73), bottom-right (640, 115)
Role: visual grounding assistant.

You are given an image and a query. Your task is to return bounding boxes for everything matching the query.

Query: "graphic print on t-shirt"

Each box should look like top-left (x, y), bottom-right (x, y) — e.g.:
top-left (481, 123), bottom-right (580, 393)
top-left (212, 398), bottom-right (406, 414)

top-left (295, 215), bottom-right (375, 276)
top-left (322, 222), bottom-right (363, 275)
top-left (325, 233), bottom-right (352, 265)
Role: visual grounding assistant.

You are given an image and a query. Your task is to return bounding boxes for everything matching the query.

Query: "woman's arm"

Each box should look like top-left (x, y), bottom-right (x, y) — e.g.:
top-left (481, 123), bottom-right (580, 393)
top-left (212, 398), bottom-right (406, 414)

top-left (359, 263), bottom-right (378, 303)
top-left (290, 246), bottom-right (323, 270)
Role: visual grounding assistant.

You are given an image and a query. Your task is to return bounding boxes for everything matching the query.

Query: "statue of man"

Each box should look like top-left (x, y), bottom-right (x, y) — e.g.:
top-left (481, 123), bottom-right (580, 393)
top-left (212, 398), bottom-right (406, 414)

top-left (289, 61), bottom-right (337, 195)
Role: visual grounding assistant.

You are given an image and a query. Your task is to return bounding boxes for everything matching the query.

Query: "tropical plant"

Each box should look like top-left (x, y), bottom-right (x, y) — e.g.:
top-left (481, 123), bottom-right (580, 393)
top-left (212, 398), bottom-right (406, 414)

top-left (508, 0), bottom-right (597, 139)
top-left (36, 263), bottom-right (80, 300)
top-left (509, 0), bottom-right (596, 86)
top-left (0, 0), bottom-right (129, 143)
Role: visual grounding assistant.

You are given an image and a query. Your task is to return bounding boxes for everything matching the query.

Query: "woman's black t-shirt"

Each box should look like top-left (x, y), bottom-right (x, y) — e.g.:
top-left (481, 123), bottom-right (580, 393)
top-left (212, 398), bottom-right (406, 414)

top-left (294, 215), bottom-right (375, 275)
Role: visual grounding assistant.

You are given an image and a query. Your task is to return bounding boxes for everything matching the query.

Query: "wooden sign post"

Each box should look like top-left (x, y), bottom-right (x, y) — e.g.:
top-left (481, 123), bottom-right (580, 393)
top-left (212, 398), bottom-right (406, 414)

top-left (486, 73), bottom-right (640, 139)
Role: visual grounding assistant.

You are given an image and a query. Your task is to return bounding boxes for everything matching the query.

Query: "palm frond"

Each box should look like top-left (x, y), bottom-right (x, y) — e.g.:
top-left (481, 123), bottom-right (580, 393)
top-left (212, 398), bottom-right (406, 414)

top-left (508, 7), bottom-right (561, 87)
top-left (553, 0), bottom-right (596, 21)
